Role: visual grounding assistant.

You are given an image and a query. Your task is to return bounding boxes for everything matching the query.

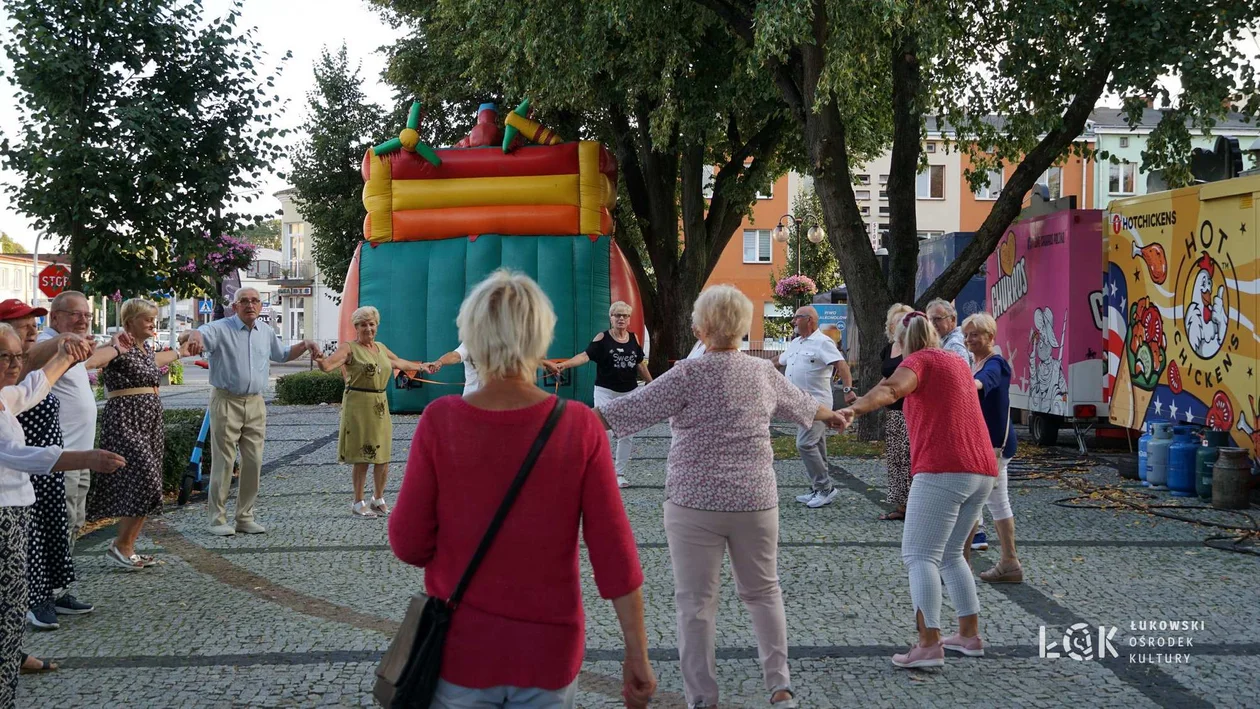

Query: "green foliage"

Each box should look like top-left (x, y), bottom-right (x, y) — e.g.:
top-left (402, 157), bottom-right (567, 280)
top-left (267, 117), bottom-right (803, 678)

top-left (290, 45), bottom-right (388, 293)
top-left (233, 219), bottom-right (282, 251)
top-left (166, 359), bottom-right (184, 386)
top-left (0, 233), bottom-right (26, 254)
top-left (161, 408), bottom-right (211, 493)
top-left (0, 0), bottom-right (290, 297)
top-left (769, 187), bottom-right (841, 318)
top-left (275, 370), bottom-right (345, 405)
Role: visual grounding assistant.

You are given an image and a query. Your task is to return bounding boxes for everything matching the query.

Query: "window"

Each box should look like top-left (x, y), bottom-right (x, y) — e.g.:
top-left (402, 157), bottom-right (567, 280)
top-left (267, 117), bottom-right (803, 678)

top-left (855, 189), bottom-right (871, 201)
top-left (1119, 137), bottom-right (1130, 148)
top-left (916, 165), bottom-right (945, 199)
top-left (879, 189), bottom-right (889, 200)
top-left (1109, 162), bottom-right (1137, 195)
top-left (857, 175), bottom-right (871, 185)
top-left (879, 205), bottom-right (891, 216)
top-left (1037, 167), bottom-right (1063, 200)
top-left (974, 169), bottom-right (1004, 200)
top-left (860, 205), bottom-right (871, 216)
top-left (756, 182), bottom-right (773, 199)
top-left (879, 174), bottom-right (889, 185)
top-left (878, 224), bottom-right (891, 240)
top-left (917, 230), bottom-right (944, 240)
top-left (925, 142), bottom-right (936, 154)
top-left (743, 229), bottom-right (772, 263)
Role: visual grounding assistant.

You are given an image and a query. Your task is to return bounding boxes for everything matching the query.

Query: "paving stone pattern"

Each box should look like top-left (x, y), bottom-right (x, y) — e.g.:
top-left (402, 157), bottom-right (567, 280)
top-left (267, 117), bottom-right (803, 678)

top-left (17, 390), bottom-right (1260, 708)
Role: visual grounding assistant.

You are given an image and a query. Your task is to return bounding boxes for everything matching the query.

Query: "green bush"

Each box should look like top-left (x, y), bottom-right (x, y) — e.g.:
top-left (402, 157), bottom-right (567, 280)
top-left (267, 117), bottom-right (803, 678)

top-left (166, 359), bottom-right (185, 385)
top-left (160, 408), bottom-right (211, 493)
top-left (275, 370), bottom-right (344, 405)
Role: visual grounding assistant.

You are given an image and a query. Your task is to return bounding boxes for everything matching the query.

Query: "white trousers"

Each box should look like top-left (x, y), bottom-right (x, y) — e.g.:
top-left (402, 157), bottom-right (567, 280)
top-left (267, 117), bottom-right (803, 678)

top-left (593, 386), bottom-right (635, 477)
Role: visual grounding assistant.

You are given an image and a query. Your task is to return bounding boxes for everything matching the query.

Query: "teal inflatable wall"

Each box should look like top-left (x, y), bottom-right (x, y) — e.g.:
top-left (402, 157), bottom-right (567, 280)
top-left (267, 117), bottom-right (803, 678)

top-left (358, 234), bottom-right (612, 412)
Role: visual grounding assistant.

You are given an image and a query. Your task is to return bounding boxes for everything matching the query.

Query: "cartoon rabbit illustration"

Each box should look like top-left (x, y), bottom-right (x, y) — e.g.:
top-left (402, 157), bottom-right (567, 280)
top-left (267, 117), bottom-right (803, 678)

top-left (1028, 307), bottom-right (1069, 416)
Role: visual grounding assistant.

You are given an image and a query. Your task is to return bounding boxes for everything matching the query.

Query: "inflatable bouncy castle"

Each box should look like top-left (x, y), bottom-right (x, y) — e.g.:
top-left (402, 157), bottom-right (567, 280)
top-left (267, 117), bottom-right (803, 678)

top-left (339, 100), bottom-right (644, 412)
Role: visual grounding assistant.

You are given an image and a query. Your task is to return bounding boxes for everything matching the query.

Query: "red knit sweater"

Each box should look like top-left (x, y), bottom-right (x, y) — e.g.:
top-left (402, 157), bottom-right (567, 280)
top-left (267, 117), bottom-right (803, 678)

top-left (389, 395), bottom-right (643, 690)
top-left (898, 349), bottom-right (999, 477)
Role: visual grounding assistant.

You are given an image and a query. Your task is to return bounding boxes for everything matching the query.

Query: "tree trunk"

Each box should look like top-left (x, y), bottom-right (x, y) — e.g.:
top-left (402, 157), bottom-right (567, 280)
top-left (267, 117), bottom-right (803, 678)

top-left (68, 221), bottom-right (86, 292)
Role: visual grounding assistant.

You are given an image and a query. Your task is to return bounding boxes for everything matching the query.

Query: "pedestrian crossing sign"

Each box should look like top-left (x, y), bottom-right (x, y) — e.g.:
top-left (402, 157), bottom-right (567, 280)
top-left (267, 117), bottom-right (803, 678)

top-left (199, 299), bottom-right (214, 314)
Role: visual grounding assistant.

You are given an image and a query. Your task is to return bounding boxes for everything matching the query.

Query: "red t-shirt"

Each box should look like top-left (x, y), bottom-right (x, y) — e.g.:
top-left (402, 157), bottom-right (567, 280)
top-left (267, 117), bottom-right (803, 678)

top-left (389, 395), bottom-right (643, 690)
top-left (897, 349), bottom-right (999, 477)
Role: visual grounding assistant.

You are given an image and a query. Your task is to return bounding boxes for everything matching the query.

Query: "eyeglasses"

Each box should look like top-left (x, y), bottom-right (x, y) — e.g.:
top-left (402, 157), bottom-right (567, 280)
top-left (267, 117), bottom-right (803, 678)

top-left (54, 310), bottom-right (91, 321)
top-left (236, 299), bottom-right (262, 306)
top-left (929, 315), bottom-right (951, 323)
top-left (0, 353), bottom-right (25, 366)
top-left (611, 313), bottom-right (631, 319)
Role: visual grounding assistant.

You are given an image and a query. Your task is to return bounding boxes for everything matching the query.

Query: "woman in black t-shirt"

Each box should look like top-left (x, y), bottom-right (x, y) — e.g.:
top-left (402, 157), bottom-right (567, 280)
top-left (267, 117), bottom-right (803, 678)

top-left (878, 304), bottom-right (913, 521)
top-left (546, 302), bottom-right (652, 488)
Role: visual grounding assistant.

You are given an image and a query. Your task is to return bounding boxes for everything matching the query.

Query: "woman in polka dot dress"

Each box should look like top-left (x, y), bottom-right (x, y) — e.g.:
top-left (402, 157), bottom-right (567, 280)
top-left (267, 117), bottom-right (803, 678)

top-left (88, 299), bottom-right (199, 570)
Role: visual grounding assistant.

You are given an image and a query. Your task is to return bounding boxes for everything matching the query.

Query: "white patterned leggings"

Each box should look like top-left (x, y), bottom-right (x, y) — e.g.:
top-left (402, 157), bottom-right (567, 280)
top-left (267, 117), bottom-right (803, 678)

top-left (592, 387), bottom-right (634, 477)
top-left (901, 473), bottom-right (995, 629)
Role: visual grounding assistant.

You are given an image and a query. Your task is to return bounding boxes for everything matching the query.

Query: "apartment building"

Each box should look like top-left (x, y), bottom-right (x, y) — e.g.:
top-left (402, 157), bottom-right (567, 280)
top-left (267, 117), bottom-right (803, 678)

top-left (0, 253), bottom-right (72, 308)
top-left (274, 189), bottom-right (343, 346)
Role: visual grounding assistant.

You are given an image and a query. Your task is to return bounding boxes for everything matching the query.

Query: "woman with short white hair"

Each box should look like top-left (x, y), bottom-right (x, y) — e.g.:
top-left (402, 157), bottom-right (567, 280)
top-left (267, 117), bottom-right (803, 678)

top-left (545, 300), bottom-right (651, 488)
top-left (837, 312), bottom-right (997, 668)
top-left (316, 305), bottom-right (426, 518)
top-left (598, 284), bottom-right (846, 709)
top-left (390, 270), bottom-right (655, 707)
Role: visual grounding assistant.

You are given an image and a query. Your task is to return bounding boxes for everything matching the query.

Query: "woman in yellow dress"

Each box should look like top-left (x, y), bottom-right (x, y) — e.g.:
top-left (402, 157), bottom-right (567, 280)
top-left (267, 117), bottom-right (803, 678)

top-left (316, 306), bottom-right (427, 518)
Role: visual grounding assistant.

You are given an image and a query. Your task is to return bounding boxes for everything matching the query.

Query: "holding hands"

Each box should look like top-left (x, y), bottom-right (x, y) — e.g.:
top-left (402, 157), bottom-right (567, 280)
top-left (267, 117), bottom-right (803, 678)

top-left (59, 335), bottom-right (94, 363)
top-left (542, 360), bottom-right (563, 375)
top-left (424, 361), bottom-right (441, 375)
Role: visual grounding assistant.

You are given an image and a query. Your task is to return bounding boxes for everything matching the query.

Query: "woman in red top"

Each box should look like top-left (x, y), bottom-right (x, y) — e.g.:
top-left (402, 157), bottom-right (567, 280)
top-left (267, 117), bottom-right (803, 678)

top-left (389, 270), bottom-right (655, 708)
top-left (838, 311), bottom-right (997, 670)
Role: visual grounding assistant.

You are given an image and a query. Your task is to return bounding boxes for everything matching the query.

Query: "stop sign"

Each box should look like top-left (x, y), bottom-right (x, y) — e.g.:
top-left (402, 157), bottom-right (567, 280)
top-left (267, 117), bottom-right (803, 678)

top-left (38, 264), bottom-right (71, 299)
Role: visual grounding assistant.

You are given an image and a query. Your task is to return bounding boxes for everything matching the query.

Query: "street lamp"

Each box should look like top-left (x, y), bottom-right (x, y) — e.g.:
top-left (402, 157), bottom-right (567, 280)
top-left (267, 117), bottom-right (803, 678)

top-left (773, 213), bottom-right (825, 276)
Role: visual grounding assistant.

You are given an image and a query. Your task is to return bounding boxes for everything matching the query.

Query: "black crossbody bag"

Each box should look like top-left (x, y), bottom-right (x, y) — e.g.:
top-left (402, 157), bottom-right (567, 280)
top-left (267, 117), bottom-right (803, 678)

top-left (374, 399), bottom-right (568, 708)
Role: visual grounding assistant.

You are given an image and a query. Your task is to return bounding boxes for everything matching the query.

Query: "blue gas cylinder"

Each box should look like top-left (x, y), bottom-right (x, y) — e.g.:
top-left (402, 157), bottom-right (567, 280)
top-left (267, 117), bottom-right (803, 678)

top-left (1136, 420), bottom-right (1158, 483)
top-left (1167, 426), bottom-right (1199, 497)
top-left (1147, 422), bottom-right (1174, 489)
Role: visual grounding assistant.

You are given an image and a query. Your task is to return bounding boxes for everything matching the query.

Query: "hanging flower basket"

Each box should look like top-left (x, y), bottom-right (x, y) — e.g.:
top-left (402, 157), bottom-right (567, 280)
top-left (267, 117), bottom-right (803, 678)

top-left (774, 275), bottom-right (818, 299)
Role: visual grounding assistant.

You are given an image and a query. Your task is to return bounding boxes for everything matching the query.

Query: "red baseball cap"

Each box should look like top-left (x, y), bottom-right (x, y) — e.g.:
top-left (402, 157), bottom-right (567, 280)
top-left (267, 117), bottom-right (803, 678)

top-left (0, 299), bottom-right (49, 321)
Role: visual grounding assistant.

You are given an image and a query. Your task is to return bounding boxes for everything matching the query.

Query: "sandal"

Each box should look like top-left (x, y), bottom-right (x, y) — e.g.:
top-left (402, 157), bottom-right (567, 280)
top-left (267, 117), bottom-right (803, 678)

top-left (370, 498), bottom-right (390, 515)
top-left (20, 654), bottom-right (58, 674)
top-left (770, 687), bottom-right (799, 708)
top-left (106, 541), bottom-right (145, 571)
top-left (878, 510), bottom-right (906, 521)
top-left (351, 500), bottom-right (378, 518)
top-left (980, 559), bottom-right (1024, 584)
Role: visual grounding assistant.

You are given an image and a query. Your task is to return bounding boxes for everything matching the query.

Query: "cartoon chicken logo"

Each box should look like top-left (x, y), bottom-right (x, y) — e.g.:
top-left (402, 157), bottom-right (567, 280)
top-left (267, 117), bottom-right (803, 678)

top-left (1183, 251), bottom-right (1228, 359)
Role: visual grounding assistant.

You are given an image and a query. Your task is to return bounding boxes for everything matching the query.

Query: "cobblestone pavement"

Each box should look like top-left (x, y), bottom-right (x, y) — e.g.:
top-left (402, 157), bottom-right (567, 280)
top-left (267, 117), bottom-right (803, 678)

top-left (17, 399), bottom-right (1260, 708)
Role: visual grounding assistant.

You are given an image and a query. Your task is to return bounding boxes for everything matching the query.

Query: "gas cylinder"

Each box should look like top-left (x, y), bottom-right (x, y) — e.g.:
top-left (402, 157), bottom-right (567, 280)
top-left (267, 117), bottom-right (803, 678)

top-left (1195, 430), bottom-right (1230, 500)
top-left (1135, 420), bottom-right (1158, 483)
top-left (1212, 448), bottom-right (1252, 510)
top-left (1167, 426), bottom-right (1199, 497)
top-left (1146, 422), bottom-right (1174, 489)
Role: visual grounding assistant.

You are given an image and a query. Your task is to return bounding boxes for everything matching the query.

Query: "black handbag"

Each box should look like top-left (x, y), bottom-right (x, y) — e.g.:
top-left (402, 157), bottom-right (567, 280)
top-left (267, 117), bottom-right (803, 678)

top-left (374, 398), bottom-right (568, 708)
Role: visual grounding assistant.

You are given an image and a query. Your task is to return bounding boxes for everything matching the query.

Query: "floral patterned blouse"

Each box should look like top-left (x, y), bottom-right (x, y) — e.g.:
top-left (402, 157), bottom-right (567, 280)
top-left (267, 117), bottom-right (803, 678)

top-left (600, 350), bottom-right (819, 511)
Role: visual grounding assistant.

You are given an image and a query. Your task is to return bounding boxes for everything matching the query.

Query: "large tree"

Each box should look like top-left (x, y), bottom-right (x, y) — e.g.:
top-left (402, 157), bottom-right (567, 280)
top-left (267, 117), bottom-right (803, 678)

top-left (374, 0), bottom-right (804, 372)
top-left (0, 0), bottom-right (288, 296)
top-left (289, 45), bottom-right (389, 293)
top-left (703, 0), bottom-right (1259, 433)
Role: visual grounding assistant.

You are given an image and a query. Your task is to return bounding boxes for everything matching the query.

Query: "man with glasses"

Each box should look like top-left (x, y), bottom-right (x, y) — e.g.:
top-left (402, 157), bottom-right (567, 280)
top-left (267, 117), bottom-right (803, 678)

top-left (36, 291), bottom-right (129, 616)
top-left (926, 298), bottom-right (973, 366)
top-left (771, 306), bottom-right (854, 509)
top-left (185, 288), bottom-right (318, 536)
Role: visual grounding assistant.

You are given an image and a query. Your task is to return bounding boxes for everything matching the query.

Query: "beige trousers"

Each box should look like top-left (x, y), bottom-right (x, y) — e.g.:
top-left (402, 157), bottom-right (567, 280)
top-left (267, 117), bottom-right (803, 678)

top-left (207, 389), bottom-right (267, 527)
top-left (663, 501), bottom-right (790, 707)
top-left (63, 468), bottom-right (91, 551)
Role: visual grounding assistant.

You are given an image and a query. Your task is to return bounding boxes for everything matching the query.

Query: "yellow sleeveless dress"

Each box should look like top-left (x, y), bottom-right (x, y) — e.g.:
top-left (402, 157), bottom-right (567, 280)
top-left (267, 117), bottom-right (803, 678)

top-left (338, 341), bottom-right (393, 464)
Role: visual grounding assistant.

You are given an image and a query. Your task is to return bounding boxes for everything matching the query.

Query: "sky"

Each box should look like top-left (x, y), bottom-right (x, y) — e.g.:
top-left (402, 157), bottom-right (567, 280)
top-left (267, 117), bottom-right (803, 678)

top-left (0, 0), bottom-right (402, 252)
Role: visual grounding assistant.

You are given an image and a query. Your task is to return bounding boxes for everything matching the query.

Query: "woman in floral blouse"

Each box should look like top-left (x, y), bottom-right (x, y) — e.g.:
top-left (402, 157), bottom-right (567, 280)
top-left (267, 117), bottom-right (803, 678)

top-left (316, 307), bottom-right (426, 518)
top-left (598, 285), bottom-right (846, 709)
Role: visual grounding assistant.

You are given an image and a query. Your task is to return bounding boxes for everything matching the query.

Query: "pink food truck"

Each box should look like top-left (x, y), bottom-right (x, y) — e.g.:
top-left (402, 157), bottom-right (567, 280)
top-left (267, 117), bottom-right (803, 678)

top-left (986, 208), bottom-right (1107, 451)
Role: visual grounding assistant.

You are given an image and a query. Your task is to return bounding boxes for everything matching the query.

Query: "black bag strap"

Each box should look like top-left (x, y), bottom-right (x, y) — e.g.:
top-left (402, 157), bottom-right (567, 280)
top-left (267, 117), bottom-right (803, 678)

top-left (447, 397), bottom-right (567, 608)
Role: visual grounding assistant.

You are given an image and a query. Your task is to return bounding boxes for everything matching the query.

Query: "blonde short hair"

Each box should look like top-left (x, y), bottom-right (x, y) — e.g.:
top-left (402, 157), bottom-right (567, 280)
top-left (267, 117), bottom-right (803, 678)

top-left (120, 298), bottom-right (159, 326)
top-left (691, 285), bottom-right (752, 349)
top-left (609, 301), bottom-right (633, 317)
top-left (962, 312), bottom-right (997, 339)
top-left (885, 303), bottom-right (913, 342)
top-left (0, 323), bottom-right (16, 344)
top-left (457, 270), bottom-right (556, 380)
top-left (351, 306), bottom-right (380, 326)
top-left (895, 312), bottom-right (940, 355)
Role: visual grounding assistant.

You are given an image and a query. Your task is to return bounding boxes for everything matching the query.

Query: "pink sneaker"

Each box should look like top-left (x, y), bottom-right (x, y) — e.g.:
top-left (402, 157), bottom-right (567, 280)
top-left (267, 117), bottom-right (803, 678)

top-left (942, 633), bottom-right (985, 657)
top-left (891, 641), bottom-right (945, 669)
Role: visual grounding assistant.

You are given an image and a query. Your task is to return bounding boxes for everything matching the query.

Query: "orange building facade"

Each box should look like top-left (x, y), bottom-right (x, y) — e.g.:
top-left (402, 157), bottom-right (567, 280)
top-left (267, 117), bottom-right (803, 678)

top-left (959, 146), bottom-right (1098, 231)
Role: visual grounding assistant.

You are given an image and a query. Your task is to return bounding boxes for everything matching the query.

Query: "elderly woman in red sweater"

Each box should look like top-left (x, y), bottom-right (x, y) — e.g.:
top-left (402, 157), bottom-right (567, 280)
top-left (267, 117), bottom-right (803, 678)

top-left (837, 311), bottom-right (998, 669)
top-left (389, 270), bottom-right (655, 708)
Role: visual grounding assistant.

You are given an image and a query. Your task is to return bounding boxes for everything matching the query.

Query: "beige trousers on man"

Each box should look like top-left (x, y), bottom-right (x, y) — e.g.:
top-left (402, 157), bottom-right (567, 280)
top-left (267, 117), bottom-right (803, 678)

top-left (208, 389), bottom-right (267, 527)
top-left (63, 468), bottom-right (91, 552)
top-left (663, 501), bottom-right (791, 707)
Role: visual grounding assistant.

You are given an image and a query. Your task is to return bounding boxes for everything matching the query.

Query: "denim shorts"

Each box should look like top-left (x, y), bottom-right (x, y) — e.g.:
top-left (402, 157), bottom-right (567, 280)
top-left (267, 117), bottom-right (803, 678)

top-left (431, 679), bottom-right (578, 709)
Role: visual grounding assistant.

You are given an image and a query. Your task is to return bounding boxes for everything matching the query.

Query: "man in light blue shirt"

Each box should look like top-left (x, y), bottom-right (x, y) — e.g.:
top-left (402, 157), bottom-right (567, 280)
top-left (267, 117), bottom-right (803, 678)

top-left (187, 288), bottom-right (317, 536)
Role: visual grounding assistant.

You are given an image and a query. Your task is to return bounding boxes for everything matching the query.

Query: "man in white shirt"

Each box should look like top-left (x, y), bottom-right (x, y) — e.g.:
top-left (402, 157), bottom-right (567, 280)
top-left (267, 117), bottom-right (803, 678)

top-left (927, 298), bottom-right (973, 365)
top-left (771, 306), bottom-right (854, 508)
top-left (428, 343), bottom-right (480, 395)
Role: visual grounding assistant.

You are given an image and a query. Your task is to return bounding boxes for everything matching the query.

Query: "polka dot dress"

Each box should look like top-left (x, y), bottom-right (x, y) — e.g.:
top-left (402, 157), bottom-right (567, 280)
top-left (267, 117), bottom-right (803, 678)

top-left (17, 394), bottom-right (74, 607)
top-left (87, 344), bottom-right (164, 520)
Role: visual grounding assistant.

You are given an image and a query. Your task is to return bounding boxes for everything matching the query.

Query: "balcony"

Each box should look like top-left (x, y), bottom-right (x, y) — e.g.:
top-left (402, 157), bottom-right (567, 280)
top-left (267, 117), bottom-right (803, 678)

top-left (267, 259), bottom-right (315, 286)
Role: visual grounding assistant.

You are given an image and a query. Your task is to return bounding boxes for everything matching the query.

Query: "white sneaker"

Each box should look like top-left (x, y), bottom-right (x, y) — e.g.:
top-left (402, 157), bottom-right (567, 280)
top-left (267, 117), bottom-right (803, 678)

top-left (806, 487), bottom-right (840, 508)
top-left (617, 476), bottom-right (629, 488)
top-left (795, 492), bottom-right (816, 504)
top-left (208, 524), bottom-right (236, 537)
